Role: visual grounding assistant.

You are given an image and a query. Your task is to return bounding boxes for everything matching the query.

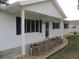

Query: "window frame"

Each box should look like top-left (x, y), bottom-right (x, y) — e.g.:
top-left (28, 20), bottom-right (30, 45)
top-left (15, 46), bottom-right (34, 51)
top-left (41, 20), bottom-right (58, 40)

top-left (64, 23), bottom-right (68, 29)
top-left (16, 17), bottom-right (42, 34)
top-left (52, 22), bottom-right (60, 29)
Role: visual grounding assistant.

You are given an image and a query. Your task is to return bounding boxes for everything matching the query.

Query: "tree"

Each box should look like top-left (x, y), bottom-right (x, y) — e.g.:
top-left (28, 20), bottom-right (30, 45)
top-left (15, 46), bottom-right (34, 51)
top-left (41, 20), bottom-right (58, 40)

top-left (78, 0), bottom-right (79, 9)
top-left (0, 0), bottom-right (8, 4)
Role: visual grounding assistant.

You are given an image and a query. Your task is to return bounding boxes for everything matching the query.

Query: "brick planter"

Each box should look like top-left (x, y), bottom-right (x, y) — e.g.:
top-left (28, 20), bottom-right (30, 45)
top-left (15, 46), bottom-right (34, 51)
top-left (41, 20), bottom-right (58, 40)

top-left (29, 39), bottom-right (63, 56)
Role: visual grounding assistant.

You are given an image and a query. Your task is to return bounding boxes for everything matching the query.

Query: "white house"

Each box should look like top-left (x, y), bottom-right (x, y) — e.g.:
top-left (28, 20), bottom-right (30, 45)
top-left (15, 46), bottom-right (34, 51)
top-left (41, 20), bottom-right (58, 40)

top-left (68, 20), bottom-right (79, 35)
top-left (0, 0), bottom-right (67, 59)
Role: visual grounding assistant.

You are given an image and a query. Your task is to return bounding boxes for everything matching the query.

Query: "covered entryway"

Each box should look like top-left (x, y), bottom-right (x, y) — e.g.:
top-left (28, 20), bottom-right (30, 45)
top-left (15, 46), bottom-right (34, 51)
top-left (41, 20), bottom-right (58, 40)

top-left (10, 8), bottom-right (64, 56)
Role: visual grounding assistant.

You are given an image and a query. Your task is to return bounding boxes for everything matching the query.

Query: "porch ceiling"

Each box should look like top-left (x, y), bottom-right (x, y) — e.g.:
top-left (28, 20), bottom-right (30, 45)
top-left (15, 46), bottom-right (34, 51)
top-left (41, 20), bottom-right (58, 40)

top-left (11, 10), bottom-right (62, 21)
top-left (11, 10), bottom-right (45, 19)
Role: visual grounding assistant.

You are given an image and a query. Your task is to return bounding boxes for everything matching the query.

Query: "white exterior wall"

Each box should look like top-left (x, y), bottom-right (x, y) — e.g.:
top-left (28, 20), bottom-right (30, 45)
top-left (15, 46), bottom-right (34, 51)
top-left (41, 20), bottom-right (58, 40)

top-left (0, 12), bottom-right (46, 59)
top-left (42, 18), bottom-right (64, 38)
top-left (76, 26), bottom-right (79, 32)
top-left (49, 20), bottom-right (69, 38)
top-left (20, 21), bottom-right (45, 45)
top-left (0, 13), bottom-right (66, 58)
top-left (49, 21), bottom-right (61, 38)
top-left (0, 12), bottom-right (22, 51)
top-left (0, 12), bottom-right (66, 52)
top-left (0, 11), bottom-right (65, 51)
top-left (69, 24), bottom-right (79, 32)
top-left (0, 12), bottom-right (46, 51)
top-left (64, 29), bottom-right (69, 35)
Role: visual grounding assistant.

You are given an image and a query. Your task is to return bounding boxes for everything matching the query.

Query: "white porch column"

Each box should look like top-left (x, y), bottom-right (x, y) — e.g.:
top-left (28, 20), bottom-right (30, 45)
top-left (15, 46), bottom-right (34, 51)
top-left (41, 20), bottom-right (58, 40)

top-left (60, 20), bottom-right (64, 39)
top-left (21, 8), bottom-right (26, 55)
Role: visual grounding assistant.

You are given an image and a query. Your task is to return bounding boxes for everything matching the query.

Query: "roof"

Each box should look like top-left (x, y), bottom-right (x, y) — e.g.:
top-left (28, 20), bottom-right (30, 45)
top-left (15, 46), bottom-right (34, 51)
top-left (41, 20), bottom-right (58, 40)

top-left (0, 0), bottom-right (66, 18)
top-left (0, 0), bottom-right (46, 10)
top-left (68, 20), bottom-right (79, 25)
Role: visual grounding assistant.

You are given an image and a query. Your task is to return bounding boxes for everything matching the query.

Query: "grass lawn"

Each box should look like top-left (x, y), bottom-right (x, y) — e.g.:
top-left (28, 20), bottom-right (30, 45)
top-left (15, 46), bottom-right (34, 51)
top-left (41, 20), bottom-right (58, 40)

top-left (47, 35), bottom-right (79, 59)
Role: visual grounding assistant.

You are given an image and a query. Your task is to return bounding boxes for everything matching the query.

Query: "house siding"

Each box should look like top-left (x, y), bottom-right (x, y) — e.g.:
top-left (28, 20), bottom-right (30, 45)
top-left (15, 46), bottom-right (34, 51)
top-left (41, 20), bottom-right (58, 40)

top-left (0, 12), bottom-right (46, 51)
top-left (69, 24), bottom-right (79, 32)
top-left (0, 12), bottom-right (22, 51)
top-left (0, 12), bottom-right (65, 51)
top-left (0, 12), bottom-right (68, 59)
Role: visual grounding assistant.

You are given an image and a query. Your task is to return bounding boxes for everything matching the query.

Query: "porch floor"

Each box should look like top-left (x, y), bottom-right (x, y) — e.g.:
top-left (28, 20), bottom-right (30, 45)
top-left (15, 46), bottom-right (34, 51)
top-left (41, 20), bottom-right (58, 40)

top-left (17, 39), bottom-right (68, 59)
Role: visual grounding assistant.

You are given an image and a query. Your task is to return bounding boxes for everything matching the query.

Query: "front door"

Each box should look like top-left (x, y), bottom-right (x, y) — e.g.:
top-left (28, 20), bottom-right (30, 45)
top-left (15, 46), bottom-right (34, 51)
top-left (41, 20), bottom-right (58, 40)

top-left (45, 22), bottom-right (49, 37)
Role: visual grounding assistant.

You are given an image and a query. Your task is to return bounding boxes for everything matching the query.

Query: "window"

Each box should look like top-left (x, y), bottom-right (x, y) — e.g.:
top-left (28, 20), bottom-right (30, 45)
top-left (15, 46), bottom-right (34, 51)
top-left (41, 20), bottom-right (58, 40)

top-left (64, 23), bottom-right (68, 29)
top-left (26, 20), bottom-right (42, 33)
top-left (25, 19), bottom-right (27, 33)
top-left (36, 20), bottom-right (39, 32)
top-left (16, 17), bottom-right (21, 35)
top-left (52, 22), bottom-right (60, 29)
top-left (31, 20), bottom-right (35, 32)
top-left (27, 20), bottom-right (31, 32)
top-left (72, 26), bottom-right (76, 28)
top-left (16, 17), bottom-right (42, 34)
top-left (16, 17), bottom-right (27, 35)
top-left (40, 20), bottom-right (42, 32)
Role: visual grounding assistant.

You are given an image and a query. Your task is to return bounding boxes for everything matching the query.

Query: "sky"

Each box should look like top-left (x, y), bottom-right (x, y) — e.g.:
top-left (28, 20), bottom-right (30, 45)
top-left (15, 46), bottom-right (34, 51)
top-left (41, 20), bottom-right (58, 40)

top-left (8, 0), bottom-right (79, 20)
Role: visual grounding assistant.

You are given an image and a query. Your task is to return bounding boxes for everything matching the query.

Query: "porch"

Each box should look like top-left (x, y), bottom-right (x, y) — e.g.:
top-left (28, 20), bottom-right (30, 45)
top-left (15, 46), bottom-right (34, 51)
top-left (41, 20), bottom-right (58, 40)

top-left (0, 0), bottom-right (67, 59)
top-left (17, 37), bottom-right (68, 59)
top-left (6, 2), bottom-right (66, 58)
top-left (0, 9), bottom-right (67, 59)
top-left (10, 7), bottom-right (65, 56)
